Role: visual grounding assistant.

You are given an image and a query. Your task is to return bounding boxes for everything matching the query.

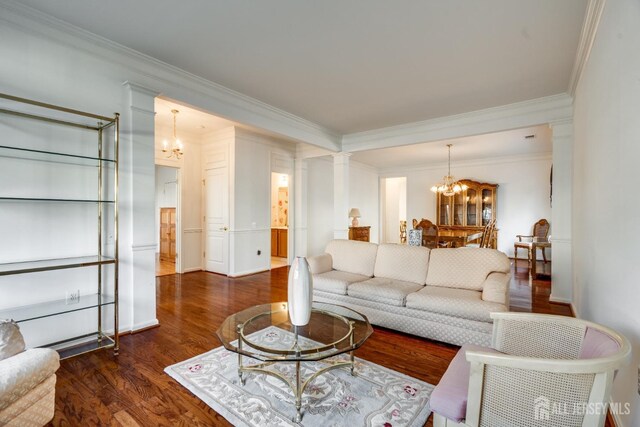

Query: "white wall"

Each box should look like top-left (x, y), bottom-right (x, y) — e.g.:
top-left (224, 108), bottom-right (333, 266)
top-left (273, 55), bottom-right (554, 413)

top-left (0, 16), bottom-right (160, 343)
top-left (349, 162), bottom-right (380, 244)
top-left (383, 177), bottom-right (407, 244)
top-left (384, 154), bottom-right (552, 257)
top-left (201, 127), bottom-right (295, 276)
top-left (573, 0), bottom-right (640, 424)
top-left (307, 157), bottom-right (379, 256)
top-left (154, 125), bottom-right (203, 273)
top-left (307, 158), bottom-right (335, 256)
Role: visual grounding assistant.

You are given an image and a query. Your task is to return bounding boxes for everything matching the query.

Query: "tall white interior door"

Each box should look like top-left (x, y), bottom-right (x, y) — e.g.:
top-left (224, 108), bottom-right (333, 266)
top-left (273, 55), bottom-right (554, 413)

top-left (205, 167), bottom-right (229, 274)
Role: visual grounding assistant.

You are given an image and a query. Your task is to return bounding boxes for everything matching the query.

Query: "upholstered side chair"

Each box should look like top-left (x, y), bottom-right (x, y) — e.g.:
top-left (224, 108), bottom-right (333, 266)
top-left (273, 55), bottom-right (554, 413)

top-left (430, 312), bottom-right (630, 427)
top-left (514, 218), bottom-right (550, 266)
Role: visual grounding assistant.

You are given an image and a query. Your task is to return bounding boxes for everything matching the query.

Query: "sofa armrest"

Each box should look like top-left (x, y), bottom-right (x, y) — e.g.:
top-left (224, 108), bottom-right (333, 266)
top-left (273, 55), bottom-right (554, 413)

top-left (0, 348), bottom-right (60, 409)
top-left (481, 272), bottom-right (509, 305)
top-left (307, 253), bottom-right (332, 275)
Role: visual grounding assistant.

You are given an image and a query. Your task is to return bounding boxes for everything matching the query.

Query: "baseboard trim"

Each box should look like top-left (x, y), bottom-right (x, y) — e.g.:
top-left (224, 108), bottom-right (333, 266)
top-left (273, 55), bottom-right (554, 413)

top-left (182, 267), bottom-right (203, 273)
top-left (549, 295), bottom-right (572, 304)
top-left (131, 319), bottom-right (160, 332)
top-left (228, 268), bottom-right (270, 278)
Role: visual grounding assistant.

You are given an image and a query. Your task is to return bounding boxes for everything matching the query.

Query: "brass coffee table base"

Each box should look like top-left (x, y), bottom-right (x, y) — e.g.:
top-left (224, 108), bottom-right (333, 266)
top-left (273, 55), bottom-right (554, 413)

top-left (236, 322), bottom-right (356, 422)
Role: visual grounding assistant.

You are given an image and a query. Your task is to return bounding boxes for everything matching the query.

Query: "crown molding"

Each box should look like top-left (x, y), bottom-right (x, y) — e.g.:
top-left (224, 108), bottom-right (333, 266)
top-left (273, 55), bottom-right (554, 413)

top-left (341, 94), bottom-right (573, 153)
top-left (0, 0), bottom-right (341, 152)
top-left (568, 0), bottom-right (606, 96)
top-left (377, 152), bottom-right (552, 176)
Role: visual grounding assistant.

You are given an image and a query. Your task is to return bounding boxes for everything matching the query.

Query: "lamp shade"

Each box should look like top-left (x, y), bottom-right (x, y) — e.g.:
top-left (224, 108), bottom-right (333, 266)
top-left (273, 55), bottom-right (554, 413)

top-left (349, 208), bottom-right (361, 218)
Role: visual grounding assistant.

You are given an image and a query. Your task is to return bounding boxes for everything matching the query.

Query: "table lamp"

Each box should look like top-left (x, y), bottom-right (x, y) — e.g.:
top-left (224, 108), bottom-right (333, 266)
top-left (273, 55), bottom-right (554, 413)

top-left (349, 208), bottom-right (361, 227)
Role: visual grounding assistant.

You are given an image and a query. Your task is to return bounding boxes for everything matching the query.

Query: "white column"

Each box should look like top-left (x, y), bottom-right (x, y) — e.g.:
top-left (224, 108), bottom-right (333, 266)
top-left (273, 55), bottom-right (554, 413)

top-left (122, 81), bottom-right (160, 331)
top-left (294, 158), bottom-right (308, 257)
top-left (549, 119), bottom-right (573, 304)
top-left (333, 153), bottom-right (351, 239)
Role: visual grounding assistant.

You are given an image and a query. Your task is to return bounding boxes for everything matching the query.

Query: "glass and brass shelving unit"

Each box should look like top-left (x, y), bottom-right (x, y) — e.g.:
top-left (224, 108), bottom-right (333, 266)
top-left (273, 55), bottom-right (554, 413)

top-left (0, 93), bottom-right (119, 359)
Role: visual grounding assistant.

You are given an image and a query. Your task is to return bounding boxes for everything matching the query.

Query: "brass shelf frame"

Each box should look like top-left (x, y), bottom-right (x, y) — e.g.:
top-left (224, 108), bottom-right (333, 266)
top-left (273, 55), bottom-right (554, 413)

top-left (0, 92), bottom-right (119, 359)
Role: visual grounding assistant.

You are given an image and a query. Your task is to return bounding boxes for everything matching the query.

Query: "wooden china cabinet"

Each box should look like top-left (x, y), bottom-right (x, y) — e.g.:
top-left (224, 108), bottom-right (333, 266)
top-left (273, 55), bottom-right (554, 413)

top-left (435, 179), bottom-right (498, 248)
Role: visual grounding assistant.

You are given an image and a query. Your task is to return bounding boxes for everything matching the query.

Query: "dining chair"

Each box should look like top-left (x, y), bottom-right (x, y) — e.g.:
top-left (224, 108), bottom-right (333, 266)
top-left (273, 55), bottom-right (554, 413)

top-left (399, 220), bottom-right (407, 244)
top-left (412, 218), bottom-right (445, 249)
top-left (514, 219), bottom-right (550, 268)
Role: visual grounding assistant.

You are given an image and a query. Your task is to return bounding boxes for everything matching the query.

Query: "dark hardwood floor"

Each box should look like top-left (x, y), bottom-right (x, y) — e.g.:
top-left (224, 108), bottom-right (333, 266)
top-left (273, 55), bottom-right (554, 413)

top-left (49, 259), bottom-right (583, 426)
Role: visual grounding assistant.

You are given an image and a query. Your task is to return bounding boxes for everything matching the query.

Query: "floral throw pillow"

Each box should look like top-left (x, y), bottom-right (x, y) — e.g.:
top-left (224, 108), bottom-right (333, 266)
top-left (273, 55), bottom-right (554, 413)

top-left (0, 319), bottom-right (26, 361)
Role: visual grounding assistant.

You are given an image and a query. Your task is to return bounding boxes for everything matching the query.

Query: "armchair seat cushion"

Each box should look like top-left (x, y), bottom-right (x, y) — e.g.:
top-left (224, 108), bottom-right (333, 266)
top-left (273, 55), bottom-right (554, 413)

top-left (406, 286), bottom-right (507, 322)
top-left (313, 270), bottom-right (370, 295)
top-left (430, 344), bottom-right (502, 422)
top-left (347, 277), bottom-right (423, 306)
top-left (0, 348), bottom-right (60, 410)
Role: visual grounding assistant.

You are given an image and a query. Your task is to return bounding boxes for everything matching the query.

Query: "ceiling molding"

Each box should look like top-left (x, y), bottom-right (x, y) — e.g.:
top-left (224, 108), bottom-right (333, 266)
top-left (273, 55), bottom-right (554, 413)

top-left (0, 0), bottom-right (341, 152)
top-left (341, 94), bottom-right (573, 153)
top-left (378, 152), bottom-right (552, 176)
top-left (567, 0), bottom-right (606, 96)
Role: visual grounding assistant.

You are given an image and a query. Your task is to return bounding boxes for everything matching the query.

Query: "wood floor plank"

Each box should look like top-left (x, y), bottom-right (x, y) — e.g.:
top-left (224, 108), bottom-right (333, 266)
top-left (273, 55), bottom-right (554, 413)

top-left (47, 261), bottom-right (608, 427)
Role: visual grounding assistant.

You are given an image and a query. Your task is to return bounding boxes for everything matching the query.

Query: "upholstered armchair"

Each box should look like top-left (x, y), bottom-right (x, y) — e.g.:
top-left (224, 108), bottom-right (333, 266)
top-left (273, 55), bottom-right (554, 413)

top-left (0, 321), bottom-right (60, 426)
top-left (514, 218), bottom-right (550, 265)
top-left (430, 312), bottom-right (630, 427)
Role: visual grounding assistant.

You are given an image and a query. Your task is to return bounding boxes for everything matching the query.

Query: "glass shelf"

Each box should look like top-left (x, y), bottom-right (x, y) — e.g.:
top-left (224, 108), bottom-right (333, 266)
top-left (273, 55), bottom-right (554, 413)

top-left (49, 332), bottom-right (115, 360)
top-left (0, 197), bottom-right (115, 204)
top-left (0, 256), bottom-right (116, 276)
top-left (0, 93), bottom-right (116, 130)
top-left (0, 145), bottom-right (115, 166)
top-left (0, 293), bottom-right (115, 323)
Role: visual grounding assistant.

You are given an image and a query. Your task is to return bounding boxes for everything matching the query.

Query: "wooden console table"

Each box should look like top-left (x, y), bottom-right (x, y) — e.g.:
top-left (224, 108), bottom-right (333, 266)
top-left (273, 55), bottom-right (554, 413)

top-left (349, 226), bottom-right (370, 242)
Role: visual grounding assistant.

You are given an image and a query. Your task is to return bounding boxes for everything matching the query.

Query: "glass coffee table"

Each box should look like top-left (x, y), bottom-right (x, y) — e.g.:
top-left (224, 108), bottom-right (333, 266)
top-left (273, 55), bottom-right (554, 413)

top-left (216, 301), bottom-right (373, 422)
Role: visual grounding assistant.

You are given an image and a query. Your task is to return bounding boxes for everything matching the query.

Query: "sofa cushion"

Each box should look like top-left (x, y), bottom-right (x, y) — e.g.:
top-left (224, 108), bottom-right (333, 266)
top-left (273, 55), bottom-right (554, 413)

top-left (325, 240), bottom-right (378, 277)
top-left (307, 253), bottom-right (332, 275)
top-left (430, 344), bottom-right (502, 422)
top-left (426, 248), bottom-right (510, 290)
top-left (373, 244), bottom-right (430, 285)
top-left (313, 270), bottom-right (371, 295)
top-left (347, 277), bottom-right (424, 307)
top-left (405, 286), bottom-right (506, 322)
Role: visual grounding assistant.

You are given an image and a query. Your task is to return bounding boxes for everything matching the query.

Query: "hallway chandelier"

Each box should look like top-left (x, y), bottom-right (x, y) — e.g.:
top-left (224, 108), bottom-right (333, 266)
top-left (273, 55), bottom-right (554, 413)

top-left (163, 109), bottom-right (184, 159)
top-left (431, 144), bottom-right (467, 197)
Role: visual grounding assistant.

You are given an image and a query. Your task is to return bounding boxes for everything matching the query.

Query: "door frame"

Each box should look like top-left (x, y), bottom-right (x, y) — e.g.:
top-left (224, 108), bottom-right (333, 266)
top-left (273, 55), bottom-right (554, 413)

top-left (270, 153), bottom-right (294, 267)
top-left (154, 162), bottom-right (182, 273)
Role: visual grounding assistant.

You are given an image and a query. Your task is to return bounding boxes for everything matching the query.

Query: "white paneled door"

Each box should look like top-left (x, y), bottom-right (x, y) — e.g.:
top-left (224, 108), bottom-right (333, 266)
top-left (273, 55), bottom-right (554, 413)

top-left (205, 167), bottom-right (229, 274)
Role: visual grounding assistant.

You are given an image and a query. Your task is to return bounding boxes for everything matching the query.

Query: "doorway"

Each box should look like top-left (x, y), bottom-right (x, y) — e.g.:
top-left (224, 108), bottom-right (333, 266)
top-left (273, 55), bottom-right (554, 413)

top-left (155, 165), bottom-right (178, 276)
top-left (271, 172), bottom-right (289, 269)
top-left (381, 177), bottom-right (407, 244)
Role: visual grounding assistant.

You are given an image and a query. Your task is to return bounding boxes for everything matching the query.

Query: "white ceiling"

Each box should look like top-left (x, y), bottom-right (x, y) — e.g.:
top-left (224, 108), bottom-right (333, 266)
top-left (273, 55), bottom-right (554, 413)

top-left (350, 125), bottom-right (552, 170)
top-left (155, 98), bottom-right (237, 136)
top-left (16, 0), bottom-right (587, 135)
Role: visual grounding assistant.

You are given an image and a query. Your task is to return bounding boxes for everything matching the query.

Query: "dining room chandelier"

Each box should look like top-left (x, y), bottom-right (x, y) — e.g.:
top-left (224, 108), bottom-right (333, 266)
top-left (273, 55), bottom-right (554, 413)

top-left (431, 144), bottom-right (467, 197)
top-left (162, 109), bottom-right (184, 159)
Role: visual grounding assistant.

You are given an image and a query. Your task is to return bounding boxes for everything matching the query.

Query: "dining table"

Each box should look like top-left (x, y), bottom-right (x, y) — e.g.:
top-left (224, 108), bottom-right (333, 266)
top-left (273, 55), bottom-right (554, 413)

top-left (437, 229), bottom-right (484, 247)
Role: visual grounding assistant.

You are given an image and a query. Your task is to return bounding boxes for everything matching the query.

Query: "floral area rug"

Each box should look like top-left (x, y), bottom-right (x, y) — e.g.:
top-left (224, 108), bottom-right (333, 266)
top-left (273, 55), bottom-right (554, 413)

top-left (165, 326), bottom-right (433, 426)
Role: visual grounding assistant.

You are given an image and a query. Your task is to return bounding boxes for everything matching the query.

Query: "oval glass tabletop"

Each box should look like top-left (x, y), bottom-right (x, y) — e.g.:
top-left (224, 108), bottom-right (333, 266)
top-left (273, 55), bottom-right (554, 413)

top-left (216, 301), bottom-right (373, 362)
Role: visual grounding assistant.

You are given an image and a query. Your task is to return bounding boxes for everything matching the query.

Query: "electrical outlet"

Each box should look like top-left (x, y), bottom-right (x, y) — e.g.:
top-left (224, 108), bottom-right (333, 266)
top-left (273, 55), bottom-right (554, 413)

top-left (65, 289), bottom-right (80, 305)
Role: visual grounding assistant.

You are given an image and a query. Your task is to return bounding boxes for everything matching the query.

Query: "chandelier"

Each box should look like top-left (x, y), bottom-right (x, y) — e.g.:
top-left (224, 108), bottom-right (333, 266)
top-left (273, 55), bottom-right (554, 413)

top-left (431, 144), bottom-right (467, 197)
top-left (162, 109), bottom-right (184, 159)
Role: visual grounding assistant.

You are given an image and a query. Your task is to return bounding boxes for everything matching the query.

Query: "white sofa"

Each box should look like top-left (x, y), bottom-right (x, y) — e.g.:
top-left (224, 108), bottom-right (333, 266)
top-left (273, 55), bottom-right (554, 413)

top-left (308, 240), bottom-right (511, 346)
